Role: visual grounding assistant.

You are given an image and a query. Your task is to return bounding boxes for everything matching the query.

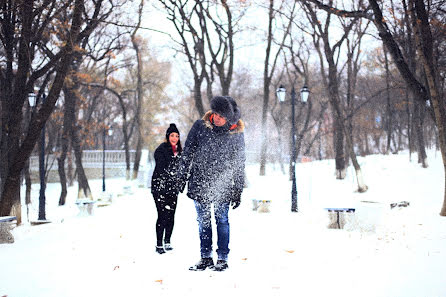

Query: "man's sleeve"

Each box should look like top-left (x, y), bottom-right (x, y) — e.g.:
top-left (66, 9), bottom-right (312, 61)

top-left (232, 133), bottom-right (246, 194)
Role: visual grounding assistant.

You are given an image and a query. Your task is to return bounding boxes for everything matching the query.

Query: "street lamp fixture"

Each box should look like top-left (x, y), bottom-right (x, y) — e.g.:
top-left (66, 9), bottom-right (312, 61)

top-left (276, 85), bottom-right (286, 103)
top-left (28, 91), bottom-right (37, 107)
top-left (300, 85), bottom-right (310, 103)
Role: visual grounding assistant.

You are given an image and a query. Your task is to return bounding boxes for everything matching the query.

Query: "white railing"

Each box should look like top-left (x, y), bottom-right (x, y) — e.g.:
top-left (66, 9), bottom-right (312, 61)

top-left (29, 150), bottom-right (141, 170)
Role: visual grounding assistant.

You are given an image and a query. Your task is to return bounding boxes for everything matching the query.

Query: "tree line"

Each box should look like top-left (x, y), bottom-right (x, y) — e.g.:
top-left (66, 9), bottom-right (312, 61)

top-left (0, 0), bottom-right (170, 222)
top-left (0, 0), bottom-right (445, 222)
top-left (154, 0), bottom-right (445, 215)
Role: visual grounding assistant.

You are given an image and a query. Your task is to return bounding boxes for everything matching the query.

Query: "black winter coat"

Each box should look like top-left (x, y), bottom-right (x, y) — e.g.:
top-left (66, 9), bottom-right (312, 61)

top-left (151, 142), bottom-right (181, 196)
top-left (178, 111), bottom-right (245, 203)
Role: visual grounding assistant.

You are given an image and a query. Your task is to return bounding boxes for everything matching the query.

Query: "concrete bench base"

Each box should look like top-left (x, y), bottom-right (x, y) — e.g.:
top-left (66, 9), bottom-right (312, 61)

top-left (75, 200), bottom-right (96, 216)
top-left (0, 216), bottom-right (17, 244)
top-left (99, 192), bottom-right (113, 203)
top-left (325, 208), bottom-right (355, 229)
top-left (252, 200), bottom-right (272, 213)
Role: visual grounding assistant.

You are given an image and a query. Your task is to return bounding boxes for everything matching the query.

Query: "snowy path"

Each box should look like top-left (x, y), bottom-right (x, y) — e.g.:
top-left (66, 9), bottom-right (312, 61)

top-left (2, 154), bottom-right (446, 297)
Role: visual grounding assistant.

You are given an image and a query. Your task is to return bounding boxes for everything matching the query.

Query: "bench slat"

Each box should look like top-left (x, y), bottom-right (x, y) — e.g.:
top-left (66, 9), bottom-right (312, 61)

top-left (0, 216), bottom-right (17, 223)
top-left (324, 208), bottom-right (355, 212)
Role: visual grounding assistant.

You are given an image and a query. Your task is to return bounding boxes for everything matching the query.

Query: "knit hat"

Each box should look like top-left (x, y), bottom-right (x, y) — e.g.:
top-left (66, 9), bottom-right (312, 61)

top-left (210, 96), bottom-right (241, 125)
top-left (166, 123), bottom-right (179, 140)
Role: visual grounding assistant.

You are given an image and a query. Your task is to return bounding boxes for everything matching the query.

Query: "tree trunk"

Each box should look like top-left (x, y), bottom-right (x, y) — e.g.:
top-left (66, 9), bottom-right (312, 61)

top-left (131, 2), bottom-right (145, 180)
top-left (334, 114), bottom-right (346, 179)
top-left (0, 0), bottom-right (34, 218)
top-left (67, 149), bottom-right (74, 186)
top-left (413, 99), bottom-right (428, 167)
top-left (259, 83), bottom-right (270, 176)
top-left (62, 54), bottom-right (93, 200)
top-left (58, 84), bottom-right (74, 206)
top-left (57, 155), bottom-right (68, 206)
top-left (133, 132), bottom-right (143, 180)
top-left (384, 48), bottom-right (392, 154)
top-left (72, 126), bottom-right (92, 199)
top-left (259, 0), bottom-right (275, 177)
top-left (0, 0), bottom-right (84, 216)
top-left (326, 48), bottom-right (367, 191)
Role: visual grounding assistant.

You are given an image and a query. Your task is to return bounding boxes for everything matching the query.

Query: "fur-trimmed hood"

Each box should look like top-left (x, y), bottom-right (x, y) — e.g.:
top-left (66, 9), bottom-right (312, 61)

top-left (202, 111), bottom-right (245, 134)
top-left (210, 96), bottom-right (241, 125)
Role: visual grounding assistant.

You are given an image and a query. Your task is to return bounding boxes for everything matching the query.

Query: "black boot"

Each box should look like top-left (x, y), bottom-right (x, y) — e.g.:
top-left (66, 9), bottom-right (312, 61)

top-left (212, 260), bottom-right (228, 271)
top-left (189, 258), bottom-right (214, 271)
top-left (164, 243), bottom-right (173, 251)
top-left (155, 246), bottom-right (165, 254)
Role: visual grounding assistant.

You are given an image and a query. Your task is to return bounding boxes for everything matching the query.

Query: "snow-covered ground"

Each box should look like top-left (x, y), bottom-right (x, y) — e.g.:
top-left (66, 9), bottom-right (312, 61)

top-left (1, 150), bottom-right (445, 297)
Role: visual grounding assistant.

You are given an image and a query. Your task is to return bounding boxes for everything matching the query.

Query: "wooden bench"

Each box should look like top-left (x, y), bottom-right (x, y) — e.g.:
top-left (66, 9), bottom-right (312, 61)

top-left (0, 216), bottom-right (17, 244)
top-left (75, 200), bottom-right (96, 216)
top-left (325, 208), bottom-right (355, 229)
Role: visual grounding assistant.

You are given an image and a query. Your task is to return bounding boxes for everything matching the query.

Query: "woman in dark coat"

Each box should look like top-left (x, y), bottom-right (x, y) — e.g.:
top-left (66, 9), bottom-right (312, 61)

top-left (151, 123), bottom-right (182, 254)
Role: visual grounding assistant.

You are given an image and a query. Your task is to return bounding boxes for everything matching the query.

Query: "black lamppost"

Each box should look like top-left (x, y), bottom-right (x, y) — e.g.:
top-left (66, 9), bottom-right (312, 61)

top-left (102, 126), bottom-right (113, 192)
top-left (38, 93), bottom-right (47, 220)
top-left (29, 90), bottom-right (47, 220)
top-left (27, 90), bottom-right (37, 210)
top-left (276, 84), bottom-right (310, 212)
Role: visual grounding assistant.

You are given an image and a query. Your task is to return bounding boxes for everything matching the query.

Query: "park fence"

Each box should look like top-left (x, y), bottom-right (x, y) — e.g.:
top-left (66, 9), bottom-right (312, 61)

top-left (27, 149), bottom-right (260, 185)
top-left (28, 150), bottom-right (154, 187)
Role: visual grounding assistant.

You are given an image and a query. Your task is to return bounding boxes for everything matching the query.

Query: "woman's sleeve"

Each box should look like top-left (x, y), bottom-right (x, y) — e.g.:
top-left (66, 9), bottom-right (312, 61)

top-left (154, 145), bottom-right (169, 173)
top-left (177, 120), bottom-right (201, 183)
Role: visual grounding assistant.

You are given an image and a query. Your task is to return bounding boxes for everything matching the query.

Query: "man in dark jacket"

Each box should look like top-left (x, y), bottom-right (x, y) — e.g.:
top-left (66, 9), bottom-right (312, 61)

top-left (177, 96), bottom-right (245, 272)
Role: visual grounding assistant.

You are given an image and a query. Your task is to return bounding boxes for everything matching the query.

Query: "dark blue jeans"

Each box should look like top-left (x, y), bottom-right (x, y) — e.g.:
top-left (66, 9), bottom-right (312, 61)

top-left (194, 200), bottom-right (230, 261)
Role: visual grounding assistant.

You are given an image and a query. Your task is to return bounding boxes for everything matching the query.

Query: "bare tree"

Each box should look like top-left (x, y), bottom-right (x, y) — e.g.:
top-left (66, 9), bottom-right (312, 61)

top-left (57, 0), bottom-right (120, 203)
top-left (259, 0), bottom-right (296, 175)
top-left (302, 1), bottom-right (368, 192)
top-left (0, 0), bottom-right (85, 217)
top-left (158, 0), bottom-right (209, 116)
top-left (304, 0), bottom-right (446, 214)
top-left (158, 0), bottom-right (243, 117)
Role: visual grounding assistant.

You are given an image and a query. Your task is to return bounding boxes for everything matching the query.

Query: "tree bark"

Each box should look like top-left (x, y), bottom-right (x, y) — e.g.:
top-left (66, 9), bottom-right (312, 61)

top-left (58, 82), bottom-right (75, 205)
top-left (334, 116), bottom-right (346, 179)
top-left (72, 124), bottom-right (92, 199)
top-left (384, 48), bottom-right (393, 154)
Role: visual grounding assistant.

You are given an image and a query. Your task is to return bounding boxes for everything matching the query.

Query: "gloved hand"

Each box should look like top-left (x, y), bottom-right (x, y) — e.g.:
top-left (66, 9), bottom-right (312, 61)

top-left (177, 175), bottom-right (187, 193)
top-left (230, 190), bottom-right (241, 209)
